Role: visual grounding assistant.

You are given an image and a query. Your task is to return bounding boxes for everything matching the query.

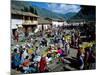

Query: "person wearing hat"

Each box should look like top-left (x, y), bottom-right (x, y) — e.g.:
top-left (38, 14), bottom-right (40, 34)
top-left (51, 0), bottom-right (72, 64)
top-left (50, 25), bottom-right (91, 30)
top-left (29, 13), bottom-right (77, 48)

top-left (14, 30), bottom-right (19, 43)
top-left (12, 48), bottom-right (21, 70)
top-left (77, 45), bottom-right (85, 70)
top-left (78, 53), bottom-right (85, 70)
top-left (64, 40), bottom-right (70, 56)
top-left (23, 47), bottom-right (29, 59)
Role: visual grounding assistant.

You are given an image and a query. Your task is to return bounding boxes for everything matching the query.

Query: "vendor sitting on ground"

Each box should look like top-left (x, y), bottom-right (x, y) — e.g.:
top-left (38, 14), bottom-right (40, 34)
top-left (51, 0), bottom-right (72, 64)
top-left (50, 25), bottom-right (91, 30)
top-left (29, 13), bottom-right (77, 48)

top-left (57, 47), bottom-right (64, 57)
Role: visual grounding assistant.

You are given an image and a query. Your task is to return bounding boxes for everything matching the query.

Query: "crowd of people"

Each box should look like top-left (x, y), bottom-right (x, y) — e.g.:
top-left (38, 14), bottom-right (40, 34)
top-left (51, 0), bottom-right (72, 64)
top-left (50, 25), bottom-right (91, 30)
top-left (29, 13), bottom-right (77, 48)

top-left (11, 24), bottom-right (96, 74)
top-left (77, 45), bottom-right (96, 70)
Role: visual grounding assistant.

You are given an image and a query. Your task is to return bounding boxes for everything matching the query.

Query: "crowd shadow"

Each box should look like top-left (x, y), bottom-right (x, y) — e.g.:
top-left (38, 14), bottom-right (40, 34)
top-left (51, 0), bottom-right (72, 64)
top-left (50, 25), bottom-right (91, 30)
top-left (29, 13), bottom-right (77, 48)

top-left (63, 66), bottom-right (71, 71)
top-left (64, 57), bottom-right (80, 70)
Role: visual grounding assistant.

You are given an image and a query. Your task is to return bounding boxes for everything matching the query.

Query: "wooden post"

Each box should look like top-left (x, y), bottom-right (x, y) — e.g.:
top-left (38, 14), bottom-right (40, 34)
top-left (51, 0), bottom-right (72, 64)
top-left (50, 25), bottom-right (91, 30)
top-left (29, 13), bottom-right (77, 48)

top-left (42, 24), bottom-right (44, 31)
top-left (23, 16), bottom-right (25, 24)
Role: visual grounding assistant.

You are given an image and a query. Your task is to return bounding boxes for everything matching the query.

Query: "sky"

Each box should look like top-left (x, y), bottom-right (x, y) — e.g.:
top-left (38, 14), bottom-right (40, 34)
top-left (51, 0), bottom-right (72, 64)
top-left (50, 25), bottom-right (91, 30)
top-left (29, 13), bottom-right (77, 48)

top-left (32, 2), bottom-right (81, 14)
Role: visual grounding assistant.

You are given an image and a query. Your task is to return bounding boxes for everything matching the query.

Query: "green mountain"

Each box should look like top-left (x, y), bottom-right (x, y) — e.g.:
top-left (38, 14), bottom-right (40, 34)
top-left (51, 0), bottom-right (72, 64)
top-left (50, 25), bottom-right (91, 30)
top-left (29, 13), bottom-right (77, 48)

top-left (63, 12), bottom-right (77, 20)
top-left (70, 5), bottom-right (96, 21)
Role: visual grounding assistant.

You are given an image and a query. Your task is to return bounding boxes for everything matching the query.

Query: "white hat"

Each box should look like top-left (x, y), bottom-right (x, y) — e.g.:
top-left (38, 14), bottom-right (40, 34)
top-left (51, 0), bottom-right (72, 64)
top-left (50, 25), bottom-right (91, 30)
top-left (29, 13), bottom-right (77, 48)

top-left (23, 46), bottom-right (26, 48)
top-left (16, 44), bottom-right (19, 48)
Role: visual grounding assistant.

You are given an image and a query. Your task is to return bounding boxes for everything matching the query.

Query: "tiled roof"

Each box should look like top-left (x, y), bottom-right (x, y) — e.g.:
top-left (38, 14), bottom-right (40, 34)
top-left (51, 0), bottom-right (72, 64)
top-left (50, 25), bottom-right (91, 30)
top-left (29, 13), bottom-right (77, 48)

top-left (11, 9), bottom-right (39, 17)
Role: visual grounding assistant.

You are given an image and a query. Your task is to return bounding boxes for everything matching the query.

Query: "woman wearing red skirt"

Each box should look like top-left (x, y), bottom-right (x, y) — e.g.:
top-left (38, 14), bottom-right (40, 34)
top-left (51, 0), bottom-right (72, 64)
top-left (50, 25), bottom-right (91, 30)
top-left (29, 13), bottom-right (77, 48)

top-left (39, 57), bottom-right (48, 72)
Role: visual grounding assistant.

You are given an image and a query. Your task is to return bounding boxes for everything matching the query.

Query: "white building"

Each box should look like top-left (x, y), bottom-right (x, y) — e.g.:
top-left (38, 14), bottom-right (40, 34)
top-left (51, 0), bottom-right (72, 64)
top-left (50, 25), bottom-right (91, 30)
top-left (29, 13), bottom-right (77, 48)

top-left (37, 18), bottom-right (52, 31)
top-left (51, 19), bottom-right (64, 27)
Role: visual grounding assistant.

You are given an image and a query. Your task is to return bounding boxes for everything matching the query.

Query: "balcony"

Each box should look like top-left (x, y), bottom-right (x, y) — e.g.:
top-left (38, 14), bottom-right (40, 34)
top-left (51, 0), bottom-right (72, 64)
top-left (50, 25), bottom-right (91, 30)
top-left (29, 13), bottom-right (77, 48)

top-left (23, 20), bottom-right (38, 25)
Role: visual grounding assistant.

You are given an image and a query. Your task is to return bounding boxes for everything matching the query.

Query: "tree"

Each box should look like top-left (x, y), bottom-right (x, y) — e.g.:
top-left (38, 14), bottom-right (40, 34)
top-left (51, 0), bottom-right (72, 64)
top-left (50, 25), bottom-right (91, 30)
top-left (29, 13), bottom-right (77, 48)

top-left (29, 6), bottom-right (38, 15)
top-left (80, 5), bottom-right (96, 16)
top-left (24, 6), bottom-right (29, 12)
top-left (34, 8), bottom-right (38, 15)
top-left (30, 6), bottom-right (34, 13)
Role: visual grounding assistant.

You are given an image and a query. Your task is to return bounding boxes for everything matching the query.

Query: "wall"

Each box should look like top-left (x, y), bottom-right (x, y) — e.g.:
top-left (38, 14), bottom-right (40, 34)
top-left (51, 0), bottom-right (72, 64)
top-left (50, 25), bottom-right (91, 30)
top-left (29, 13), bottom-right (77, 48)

top-left (52, 21), bottom-right (64, 27)
top-left (11, 19), bottom-right (23, 29)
